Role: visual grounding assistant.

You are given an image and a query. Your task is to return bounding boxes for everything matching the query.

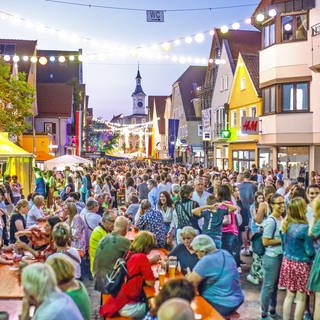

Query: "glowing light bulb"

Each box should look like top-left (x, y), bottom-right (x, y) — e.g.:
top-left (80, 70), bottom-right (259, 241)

top-left (30, 56), bottom-right (38, 63)
top-left (78, 55), bottom-right (83, 62)
top-left (12, 55), bottom-right (20, 62)
top-left (185, 36), bottom-right (193, 44)
top-left (69, 55), bottom-right (75, 61)
top-left (3, 55), bottom-right (10, 61)
top-left (268, 9), bottom-right (277, 17)
top-left (245, 18), bottom-right (252, 24)
top-left (220, 25), bottom-right (229, 34)
top-left (49, 56), bottom-right (55, 62)
top-left (232, 22), bottom-right (240, 30)
top-left (58, 56), bottom-right (66, 63)
top-left (209, 29), bottom-right (215, 36)
top-left (284, 23), bottom-right (292, 31)
top-left (194, 33), bottom-right (205, 43)
top-left (256, 13), bottom-right (265, 22)
top-left (162, 42), bottom-right (171, 51)
top-left (174, 39), bottom-right (181, 46)
top-left (209, 58), bottom-right (214, 64)
top-left (39, 57), bottom-right (48, 65)
top-left (22, 56), bottom-right (29, 62)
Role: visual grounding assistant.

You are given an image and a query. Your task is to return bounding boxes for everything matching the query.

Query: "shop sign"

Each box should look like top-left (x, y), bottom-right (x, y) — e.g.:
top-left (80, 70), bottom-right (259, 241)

top-left (241, 117), bottom-right (259, 135)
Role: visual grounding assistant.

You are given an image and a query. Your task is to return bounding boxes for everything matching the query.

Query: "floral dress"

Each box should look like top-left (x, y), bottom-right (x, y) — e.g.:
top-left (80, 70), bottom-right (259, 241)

top-left (70, 214), bottom-right (87, 254)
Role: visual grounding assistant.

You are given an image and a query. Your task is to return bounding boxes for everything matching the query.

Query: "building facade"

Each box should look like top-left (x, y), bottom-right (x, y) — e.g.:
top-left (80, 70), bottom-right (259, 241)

top-left (252, 0), bottom-right (319, 179)
top-left (228, 53), bottom-right (262, 171)
top-left (170, 66), bottom-right (207, 164)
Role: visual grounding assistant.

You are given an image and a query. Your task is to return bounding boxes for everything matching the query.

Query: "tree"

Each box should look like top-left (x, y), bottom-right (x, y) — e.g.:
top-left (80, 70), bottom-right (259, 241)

top-left (0, 60), bottom-right (35, 137)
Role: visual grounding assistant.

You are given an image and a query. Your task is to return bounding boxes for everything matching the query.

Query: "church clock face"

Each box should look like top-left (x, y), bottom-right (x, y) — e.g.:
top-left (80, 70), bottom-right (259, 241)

top-left (137, 101), bottom-right (143, 107)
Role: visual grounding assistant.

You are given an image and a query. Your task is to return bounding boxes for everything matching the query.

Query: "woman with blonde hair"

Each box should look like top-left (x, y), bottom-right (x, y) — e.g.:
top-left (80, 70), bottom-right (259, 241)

top-left (100, 231), bottom-right (156, 318)
top-left (278, 197), bottom-right (314, 320)
top-left (46, 255), bottom-right (91, 320)
top-left (9, 199), bottom-right (29, 244)
top-left (307, 196), bottom-right (320, 320)
top-left (47, 222), bottom-right (82, 279)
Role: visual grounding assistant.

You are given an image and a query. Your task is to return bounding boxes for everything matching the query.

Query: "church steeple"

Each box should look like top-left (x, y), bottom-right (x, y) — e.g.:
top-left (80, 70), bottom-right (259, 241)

top-left (132, 67), bottom-right (146, 115)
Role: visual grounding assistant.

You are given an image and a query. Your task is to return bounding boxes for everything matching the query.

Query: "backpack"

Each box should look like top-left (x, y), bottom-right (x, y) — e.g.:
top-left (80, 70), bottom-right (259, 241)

top-left (251, 217), bottom-right (277, 256)
top-left (104, 254), bottom-right (140, 297)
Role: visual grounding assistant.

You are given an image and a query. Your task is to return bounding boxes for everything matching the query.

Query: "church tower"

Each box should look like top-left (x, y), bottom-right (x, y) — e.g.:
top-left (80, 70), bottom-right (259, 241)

top-left (131, 67), bottom-right (146, 115)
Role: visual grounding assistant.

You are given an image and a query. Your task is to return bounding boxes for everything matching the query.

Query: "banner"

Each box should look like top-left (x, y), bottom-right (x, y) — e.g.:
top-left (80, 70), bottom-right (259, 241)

top-left (168, 119), bottom-right (179, 159)
top-left (75, 111), bottom-right (83, 156)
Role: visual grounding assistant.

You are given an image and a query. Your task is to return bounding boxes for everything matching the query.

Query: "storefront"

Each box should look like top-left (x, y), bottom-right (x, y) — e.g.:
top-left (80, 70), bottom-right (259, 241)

top-left (228, 142), bottom-right (257, 172)
top-left (258, 147), bottom-right (273, 172)
top-left (277, 146), bottom-right (309, 180)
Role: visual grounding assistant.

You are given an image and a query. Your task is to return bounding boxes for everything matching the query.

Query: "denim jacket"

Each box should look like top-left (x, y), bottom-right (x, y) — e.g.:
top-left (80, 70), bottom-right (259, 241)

top-left (280, 223), bottom-right (315, 263)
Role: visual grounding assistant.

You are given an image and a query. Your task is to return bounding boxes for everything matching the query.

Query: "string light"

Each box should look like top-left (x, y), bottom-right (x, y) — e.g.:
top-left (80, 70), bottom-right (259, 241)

top-left (256, 13), bottom-right (265, 22)
top-left (0, 8), bottom-right (255, 57)
top-left (268, 9), bottom-right (277, 17)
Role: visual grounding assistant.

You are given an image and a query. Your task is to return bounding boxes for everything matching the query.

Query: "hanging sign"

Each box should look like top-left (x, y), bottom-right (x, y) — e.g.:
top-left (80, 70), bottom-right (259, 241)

top-left (146, 10), bottom-right (165, 22)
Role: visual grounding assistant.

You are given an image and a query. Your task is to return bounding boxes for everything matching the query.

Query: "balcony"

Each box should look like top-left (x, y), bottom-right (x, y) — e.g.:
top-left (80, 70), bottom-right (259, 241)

top-left (310, 23), bottom-right (320, 72)
top-left (260, 112), bottom-right (313, 145)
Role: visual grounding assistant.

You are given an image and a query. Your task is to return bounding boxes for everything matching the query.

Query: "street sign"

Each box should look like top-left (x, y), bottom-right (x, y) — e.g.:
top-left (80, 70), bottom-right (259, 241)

top-left (241, 117), bottom-right (259, 135)
top-left (146, 10), bottom-right (165, 22)
top-left (202, 132), bottom-right (211, 141)
top-left (221, 129), bottom-right (231, 139)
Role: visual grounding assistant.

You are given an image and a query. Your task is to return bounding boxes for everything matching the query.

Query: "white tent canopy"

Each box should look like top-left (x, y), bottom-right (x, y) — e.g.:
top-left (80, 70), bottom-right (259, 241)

top-left (44, 154), bottom-right (92, 170)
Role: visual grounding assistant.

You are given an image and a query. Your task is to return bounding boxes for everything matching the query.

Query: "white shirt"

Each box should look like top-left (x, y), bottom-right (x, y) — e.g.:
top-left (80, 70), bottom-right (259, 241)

top-left (26, 205), bottom-right (44, 228)
top-left (192, 190), bottom-right (211, 207)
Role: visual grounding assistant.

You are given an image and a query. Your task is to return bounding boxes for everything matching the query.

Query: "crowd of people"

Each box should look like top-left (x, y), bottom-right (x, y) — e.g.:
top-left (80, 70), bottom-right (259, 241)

top-left (0, 160), bottom-right (320, 320)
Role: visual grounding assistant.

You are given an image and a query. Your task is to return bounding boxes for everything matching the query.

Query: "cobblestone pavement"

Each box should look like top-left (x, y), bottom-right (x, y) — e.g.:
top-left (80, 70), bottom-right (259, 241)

top-left (84, 255), bottom-right (286, 320)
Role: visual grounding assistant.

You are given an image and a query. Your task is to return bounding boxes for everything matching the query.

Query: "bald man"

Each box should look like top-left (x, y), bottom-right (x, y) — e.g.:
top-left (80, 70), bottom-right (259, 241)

top-left (157, 298), bottom-right (195, 320)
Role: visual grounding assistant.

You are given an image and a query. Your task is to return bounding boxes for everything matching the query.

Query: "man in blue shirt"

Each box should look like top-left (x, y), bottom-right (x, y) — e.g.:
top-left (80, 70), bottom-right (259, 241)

top-left (147, 179), bottom-right (159, 209)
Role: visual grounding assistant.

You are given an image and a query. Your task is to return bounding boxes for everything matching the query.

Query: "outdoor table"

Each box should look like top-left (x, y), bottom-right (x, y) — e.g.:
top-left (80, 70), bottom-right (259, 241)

top-left (0, 299), bottom-right (22, 320)
top-left (143, 249), bottom-right (225, 320)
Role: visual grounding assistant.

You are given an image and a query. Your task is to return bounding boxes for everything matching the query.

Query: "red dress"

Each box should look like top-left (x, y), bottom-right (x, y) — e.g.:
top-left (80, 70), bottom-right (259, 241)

top-left (100, 251), bottom-right (155, 317)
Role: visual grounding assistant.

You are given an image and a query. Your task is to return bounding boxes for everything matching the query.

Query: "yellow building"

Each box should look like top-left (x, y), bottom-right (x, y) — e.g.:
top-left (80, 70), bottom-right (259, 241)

top-left (228, 53), bottom-right (262, 171)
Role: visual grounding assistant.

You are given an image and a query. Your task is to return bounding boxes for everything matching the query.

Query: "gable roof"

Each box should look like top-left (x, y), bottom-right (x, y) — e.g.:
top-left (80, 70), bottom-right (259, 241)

top-left (241, 53), bottom-right (261, 96)
top-left (36, 83), bottom-right (73, 118)
top-left (174, 66), bottom-right (207, 121)
top-left (148, 96), bottom-right (167, 135)
top-left (0, 39), bottom-right (37, 75)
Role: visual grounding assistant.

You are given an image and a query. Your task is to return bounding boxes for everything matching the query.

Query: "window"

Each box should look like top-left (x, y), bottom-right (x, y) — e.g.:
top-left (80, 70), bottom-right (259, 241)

top-left (0, 44), bottom-right (16, 55)
top-left (282, 14), bottom-right (308, 42)
top-left (282, 82), bottom-right (308, 111)
top-left (240, 108), bottom-right (247, 123)
top-left (232, 150), bottom-right (255, 171)
top-left (220, 75), bottom-right (229, 91)
top-left (240, 77), bottom-right (246, 90)
top-left (44, 122), bottom-right (56, 134)
top-left (262, 86), bottom-right (276, 114)
top-left (231, 111), bottom-right (237, 128)
top-left (250, 106), bottom-right (257, 117)
top-left (263, 23), bottom-right (275, 48)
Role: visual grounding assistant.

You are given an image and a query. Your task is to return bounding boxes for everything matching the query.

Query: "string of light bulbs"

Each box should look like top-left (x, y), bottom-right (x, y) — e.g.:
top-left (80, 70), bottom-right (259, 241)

top-left (0, 52), bottom-right (215, 66)
top-left (0, 8), bottom-right (254, 56)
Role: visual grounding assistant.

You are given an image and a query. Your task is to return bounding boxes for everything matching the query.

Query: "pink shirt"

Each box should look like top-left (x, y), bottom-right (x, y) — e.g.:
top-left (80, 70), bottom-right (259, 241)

top-left (221, 201), bottom-right (239, 236)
